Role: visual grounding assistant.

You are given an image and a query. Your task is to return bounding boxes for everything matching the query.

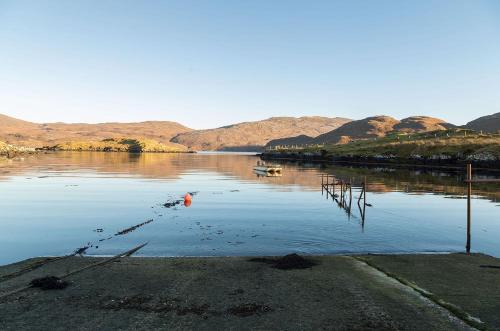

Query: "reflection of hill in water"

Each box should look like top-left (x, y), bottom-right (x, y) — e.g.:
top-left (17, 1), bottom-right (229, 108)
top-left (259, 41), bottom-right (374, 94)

top-left (0, 152), bottom-right (322, 189)
top-left (1, 152), bottom-right (499, 202)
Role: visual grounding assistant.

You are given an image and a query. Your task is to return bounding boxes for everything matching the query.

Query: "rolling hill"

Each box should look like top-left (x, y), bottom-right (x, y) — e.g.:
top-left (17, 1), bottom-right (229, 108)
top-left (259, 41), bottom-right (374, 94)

top-left (311, 115), bottom-right (400, 144)
top-left (464, 112), bottom-right (500, 133)
top-left (393, 116), bottom-right (456, 133)
top-left (0, 114), bottom-right (192, 149)
top-left (3, 112), bottom-right (497, 152)
top-left (170, 116), bottom-right (351, 151)
top-left (266, 116), bottom-right (456, 147)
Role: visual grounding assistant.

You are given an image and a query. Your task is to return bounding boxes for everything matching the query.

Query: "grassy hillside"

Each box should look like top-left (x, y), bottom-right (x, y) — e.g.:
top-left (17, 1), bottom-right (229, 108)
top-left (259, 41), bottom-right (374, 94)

top-left (324, 130), bottom-right (500, 160)
top-left (171, 116), bottom-right (351, 151)
top-left (266, 129), bottom-right (500, 163)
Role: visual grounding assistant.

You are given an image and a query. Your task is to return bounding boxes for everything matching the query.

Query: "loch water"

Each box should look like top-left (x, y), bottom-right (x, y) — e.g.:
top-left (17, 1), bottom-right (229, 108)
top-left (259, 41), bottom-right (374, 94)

top-left (1, 151), bottom-right (499, 265)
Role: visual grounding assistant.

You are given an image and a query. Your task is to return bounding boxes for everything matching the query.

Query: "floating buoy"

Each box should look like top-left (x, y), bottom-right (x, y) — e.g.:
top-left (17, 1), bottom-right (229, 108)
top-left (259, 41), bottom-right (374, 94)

top-left (184, 193), bottom-right (192, 207)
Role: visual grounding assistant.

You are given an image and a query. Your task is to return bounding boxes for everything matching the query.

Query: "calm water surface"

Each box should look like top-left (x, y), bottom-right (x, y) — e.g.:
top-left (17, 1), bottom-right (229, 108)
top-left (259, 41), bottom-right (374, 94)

top-left (1, 152), bottom-right (499, 265)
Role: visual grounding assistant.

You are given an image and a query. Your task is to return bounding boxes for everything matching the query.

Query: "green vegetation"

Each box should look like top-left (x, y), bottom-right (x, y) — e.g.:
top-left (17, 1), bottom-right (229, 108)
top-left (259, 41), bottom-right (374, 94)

top-left (272, 129), bottom-right (500, 162)
top-left (47, 138), bottom-right (185, 153)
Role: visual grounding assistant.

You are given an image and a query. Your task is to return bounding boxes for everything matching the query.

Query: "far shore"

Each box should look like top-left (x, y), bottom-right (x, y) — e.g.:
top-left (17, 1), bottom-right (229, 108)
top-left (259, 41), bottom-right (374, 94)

top-left (36, 148), bottom-right (197, 154)
top-left (260, 151), bottom-right (500, 170)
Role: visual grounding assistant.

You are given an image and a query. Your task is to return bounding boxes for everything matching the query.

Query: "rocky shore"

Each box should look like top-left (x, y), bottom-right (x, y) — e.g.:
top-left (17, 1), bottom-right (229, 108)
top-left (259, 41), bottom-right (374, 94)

top-left (263, 130), bottom-right (500, 169)
top-left (0, 142), bottom-right (36, 158)
top-left (261, 150), bottom-right (500, 168)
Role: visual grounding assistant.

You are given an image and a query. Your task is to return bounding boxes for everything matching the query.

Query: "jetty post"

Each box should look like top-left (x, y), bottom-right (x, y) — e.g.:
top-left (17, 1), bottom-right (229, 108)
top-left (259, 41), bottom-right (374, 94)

top-left (349, 181), bottom-right (352, 205)
top-left (325, 174), bottom-right (328, 199)
top-left (321, 174), bottom-right (324, 195)
top-left (363, 176), bottom-right (367, 205)
top-left (466, 163), bottom-right (472, 254)
top-left (462, 164), bottom-right (500, 253)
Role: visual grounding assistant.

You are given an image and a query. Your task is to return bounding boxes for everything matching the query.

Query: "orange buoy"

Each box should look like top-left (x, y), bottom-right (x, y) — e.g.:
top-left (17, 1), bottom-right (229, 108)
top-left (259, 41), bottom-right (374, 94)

top-left (184, 193), bottom-right (192, 207)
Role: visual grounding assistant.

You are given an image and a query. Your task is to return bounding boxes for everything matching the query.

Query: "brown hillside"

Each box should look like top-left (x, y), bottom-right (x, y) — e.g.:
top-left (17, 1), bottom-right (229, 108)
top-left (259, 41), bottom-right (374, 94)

top-left (464, 112), bottom-right (500, 133)
top-left (0, 114), bottom-right (192, 149)
top-left (265, 134), bottom-right (315, 147)
top-left (309, 115), bottom-right (456, 145)
top-left (170, 116), bottom-right (351, 151)
top-left (394, 116), bottom-right (455, 133)
top-left (311, 116), bottom-right (400, 144)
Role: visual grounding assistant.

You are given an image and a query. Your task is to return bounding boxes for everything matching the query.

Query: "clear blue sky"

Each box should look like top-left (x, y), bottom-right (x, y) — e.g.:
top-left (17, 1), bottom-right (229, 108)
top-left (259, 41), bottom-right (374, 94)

top-left (1, 0), bottom-right (499, 128)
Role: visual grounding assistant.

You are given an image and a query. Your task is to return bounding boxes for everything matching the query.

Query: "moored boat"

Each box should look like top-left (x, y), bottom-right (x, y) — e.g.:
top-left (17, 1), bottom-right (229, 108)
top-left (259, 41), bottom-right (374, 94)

top-left (253, 161), bottom-right (282, 174)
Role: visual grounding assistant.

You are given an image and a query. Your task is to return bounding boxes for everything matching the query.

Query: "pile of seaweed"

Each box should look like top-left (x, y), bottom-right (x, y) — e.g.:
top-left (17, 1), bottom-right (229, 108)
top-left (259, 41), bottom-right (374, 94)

top-left (249, 253), bottom-right (317, 270)
top-left (30, 276), bottom-right (68, 290)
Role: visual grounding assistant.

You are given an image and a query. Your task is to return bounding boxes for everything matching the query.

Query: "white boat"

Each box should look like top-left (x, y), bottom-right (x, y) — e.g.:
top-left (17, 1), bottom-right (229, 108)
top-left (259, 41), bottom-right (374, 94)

top-left (253, 161), bottom-right (282, 175)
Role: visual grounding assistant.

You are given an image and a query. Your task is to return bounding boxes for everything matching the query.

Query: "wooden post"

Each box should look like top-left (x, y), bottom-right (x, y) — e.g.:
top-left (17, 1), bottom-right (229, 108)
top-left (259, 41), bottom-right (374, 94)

top-left (325, 175), bottom-right (328, 199)
top-left (358, 183), bottom-right (364, 205)
top-left (321, 174), bottom-right (324, 195)
top-left (347, 182), bottom-right (352, 214)
top-left (340, 180), bottom-right (343, 204)
top-left (466, 164), bottom-right (472, 254)
top-left (349, 182), bottom-right (352, 213)
top-left (363, 176), bottom-right (367, 206)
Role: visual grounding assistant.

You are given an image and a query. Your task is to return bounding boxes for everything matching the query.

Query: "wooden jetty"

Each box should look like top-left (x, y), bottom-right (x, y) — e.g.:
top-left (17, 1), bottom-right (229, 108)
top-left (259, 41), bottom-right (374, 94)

top-left (321, 163), bottom-right (499, 255)
top-left (321, 174), bottom-right (370, 223)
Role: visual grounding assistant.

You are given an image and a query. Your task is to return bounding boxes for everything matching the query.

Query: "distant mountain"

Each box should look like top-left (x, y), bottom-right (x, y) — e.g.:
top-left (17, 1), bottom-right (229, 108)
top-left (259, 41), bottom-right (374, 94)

top-left (267, 115), bottom-right (456, 147)
top-left (464, 112), bottom-right (500, 133)
top-left (2, 112), bottom-right (471, 152)
top-left (170, 116), bottom-right (351, 151)
top-left (0, 113), bottom-right (192, 149)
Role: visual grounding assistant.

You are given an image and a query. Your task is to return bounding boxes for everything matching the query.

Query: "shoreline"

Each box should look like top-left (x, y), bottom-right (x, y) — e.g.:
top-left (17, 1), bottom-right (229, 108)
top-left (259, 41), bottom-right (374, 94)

top-left (1, 253), bottom-right (498, 330)
top-left (261, 151), bottom-right (500, 170)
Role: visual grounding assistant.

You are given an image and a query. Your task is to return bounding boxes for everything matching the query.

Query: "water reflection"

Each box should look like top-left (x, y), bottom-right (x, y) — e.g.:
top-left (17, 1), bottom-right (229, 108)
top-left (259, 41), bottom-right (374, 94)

top-left (2, 152), bottom-right (499, 202)
top-left (0, 152), bottom-right (499, 265)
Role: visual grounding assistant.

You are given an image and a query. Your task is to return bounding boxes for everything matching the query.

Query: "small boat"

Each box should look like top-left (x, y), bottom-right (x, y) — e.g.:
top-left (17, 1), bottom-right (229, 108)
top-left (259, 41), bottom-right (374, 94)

top-left (253, 161), bottom-right (282, 175)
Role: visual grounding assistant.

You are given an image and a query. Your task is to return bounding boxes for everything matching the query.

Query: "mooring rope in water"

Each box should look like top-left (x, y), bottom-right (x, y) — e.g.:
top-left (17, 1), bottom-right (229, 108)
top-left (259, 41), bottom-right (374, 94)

top-left (0, 242), bottom-right (148, 301)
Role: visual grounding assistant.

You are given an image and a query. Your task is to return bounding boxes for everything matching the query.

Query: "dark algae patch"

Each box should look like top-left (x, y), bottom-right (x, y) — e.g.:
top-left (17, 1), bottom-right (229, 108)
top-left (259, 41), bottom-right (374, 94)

top-left (227, 303), bottom-right (272, 317)
top-left (100, 295), bottom-right (160, 312)
top-left (249, 253), bottom-right (317, 270)
top-left (176, 303), bottom-right (210, 316)
top-left (99, 295), bottom-right (212, 316)
top-left (479, 264), bottom-right (500, 269)
top-left (98, 295), bottom-right (269, 319)
top-left (74, 245), bottom-right (91, 256)
top-left (30, 276), bottom-right (68, 290)
top-left (163, 199), bottom-right (183, 208)
top-left (115, 219), bottom-right (153, 236)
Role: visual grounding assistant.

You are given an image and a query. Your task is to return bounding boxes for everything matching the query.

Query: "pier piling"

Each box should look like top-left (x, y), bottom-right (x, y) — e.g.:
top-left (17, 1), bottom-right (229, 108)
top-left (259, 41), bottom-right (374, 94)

top-left (466, 164), bottom-right (472, 254)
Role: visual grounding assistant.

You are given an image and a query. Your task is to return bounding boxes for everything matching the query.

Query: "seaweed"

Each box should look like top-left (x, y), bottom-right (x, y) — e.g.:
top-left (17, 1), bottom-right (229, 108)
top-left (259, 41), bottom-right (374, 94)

top-left (30, 276), bottom-right (68, 290)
